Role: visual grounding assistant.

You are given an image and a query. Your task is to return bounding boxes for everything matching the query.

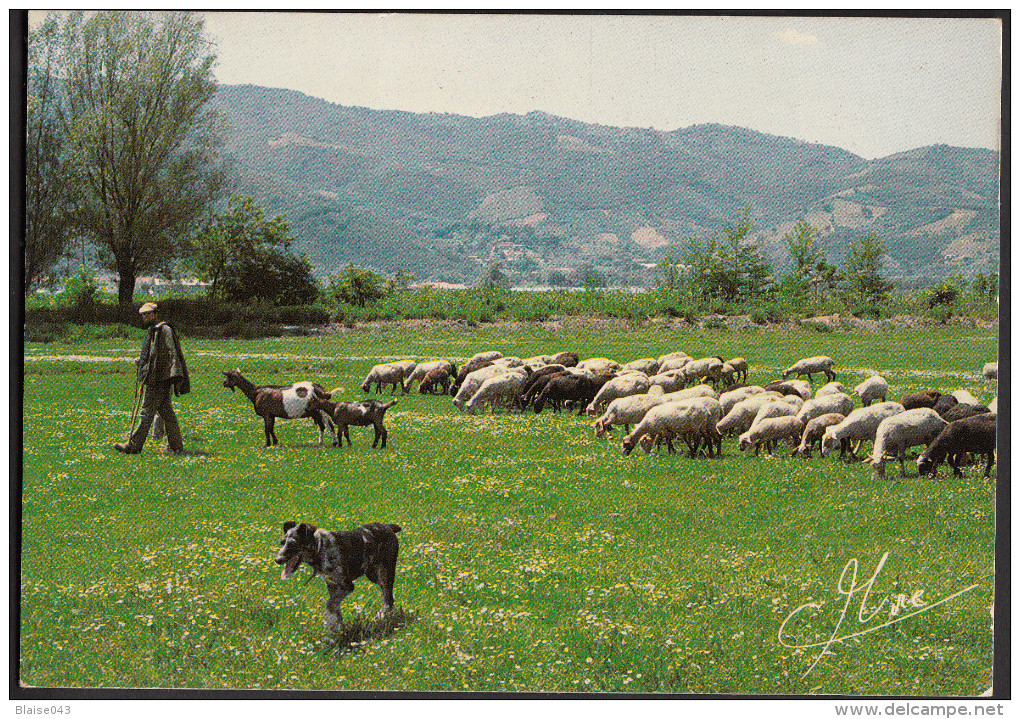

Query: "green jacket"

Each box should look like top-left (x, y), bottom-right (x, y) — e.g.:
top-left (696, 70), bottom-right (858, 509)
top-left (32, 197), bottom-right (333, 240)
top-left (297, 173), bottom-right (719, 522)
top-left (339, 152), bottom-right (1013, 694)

top-left (138, 321), bottom-right (190, 395)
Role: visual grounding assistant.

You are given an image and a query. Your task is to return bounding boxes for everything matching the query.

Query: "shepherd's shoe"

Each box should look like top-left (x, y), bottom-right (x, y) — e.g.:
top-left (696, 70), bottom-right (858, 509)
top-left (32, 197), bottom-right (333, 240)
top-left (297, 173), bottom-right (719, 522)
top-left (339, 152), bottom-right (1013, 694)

top-left (113, 443), bottom-right (140, 455)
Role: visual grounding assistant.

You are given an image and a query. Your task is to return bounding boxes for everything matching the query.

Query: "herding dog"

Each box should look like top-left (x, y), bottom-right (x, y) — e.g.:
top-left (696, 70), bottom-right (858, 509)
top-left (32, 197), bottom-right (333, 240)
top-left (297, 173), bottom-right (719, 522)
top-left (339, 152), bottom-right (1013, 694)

top-left (275, 521), bottom-right (401, 630)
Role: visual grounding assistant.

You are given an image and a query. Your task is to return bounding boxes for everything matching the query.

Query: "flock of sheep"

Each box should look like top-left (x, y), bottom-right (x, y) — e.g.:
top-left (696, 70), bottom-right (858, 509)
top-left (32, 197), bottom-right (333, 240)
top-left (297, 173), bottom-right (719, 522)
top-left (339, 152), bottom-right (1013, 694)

top-left (361, 352), bottom-right (999, 479)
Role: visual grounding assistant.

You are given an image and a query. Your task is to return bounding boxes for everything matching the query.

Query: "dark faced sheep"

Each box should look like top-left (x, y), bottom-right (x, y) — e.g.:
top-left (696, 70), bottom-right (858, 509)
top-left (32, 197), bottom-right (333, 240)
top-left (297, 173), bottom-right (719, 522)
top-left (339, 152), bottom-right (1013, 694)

top-left (451, 359), bottom-right (494, 394)
top-left (917, 413), bottom-right (997, 478)
top-left (533, 373), bottom-right (612, 415)
top-left (900, 390), bottom-right (941, 410)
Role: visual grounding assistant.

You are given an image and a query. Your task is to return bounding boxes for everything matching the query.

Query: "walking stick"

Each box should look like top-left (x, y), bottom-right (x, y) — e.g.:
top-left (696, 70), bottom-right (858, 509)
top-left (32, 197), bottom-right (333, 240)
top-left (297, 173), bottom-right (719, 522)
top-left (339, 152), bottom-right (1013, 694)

top-left (128, 380), bottom-right (144, 435)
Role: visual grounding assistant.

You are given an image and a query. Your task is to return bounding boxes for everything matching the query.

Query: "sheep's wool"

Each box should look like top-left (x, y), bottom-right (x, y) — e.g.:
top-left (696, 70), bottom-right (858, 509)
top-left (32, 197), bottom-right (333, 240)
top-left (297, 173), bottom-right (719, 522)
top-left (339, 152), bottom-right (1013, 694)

top-left (282, 382), bottom-right (316, 418)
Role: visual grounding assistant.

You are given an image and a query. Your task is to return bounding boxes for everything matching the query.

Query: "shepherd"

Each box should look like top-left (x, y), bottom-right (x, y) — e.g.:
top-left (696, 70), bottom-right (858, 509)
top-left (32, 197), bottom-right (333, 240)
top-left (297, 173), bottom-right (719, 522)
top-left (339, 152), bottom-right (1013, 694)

top-left (114, 302), bottom-right (191, 455)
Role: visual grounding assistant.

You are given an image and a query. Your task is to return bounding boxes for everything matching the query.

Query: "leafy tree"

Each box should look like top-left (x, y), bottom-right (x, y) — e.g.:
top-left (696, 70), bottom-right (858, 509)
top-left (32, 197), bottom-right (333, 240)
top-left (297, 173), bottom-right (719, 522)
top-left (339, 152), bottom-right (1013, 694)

top-left (185, 196), bottom-right (290, 299)
top-left (655, 253), bottom-right (684, 291)
top-left (971, 272), bottom-right (998, 303)
top-left (60, 11), bottom-right (228, 304)
top-left (218, 247), bottom-right (320, 306)
top-left (327, 264), bottom-right (389, 307)
top-left (779, 218), bottom-right (840, 299)
top-left (680, 208), bottom-right (773, 303)
top-left (25, 13), bottom-right (78, 292)
top-left (842, 234), bottom-right (893, 304)
top-left (478, 262), bottom-right (511, 290)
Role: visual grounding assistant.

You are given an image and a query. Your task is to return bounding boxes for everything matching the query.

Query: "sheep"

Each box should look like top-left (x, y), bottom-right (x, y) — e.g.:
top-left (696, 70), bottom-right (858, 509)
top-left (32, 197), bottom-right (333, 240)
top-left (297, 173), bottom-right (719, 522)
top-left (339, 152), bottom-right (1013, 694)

top-left (815, 381), bottom-right (849, 399)
top-left (361, 362), bottom-right (409, 395)
top-left (951, 389), bottom-right (982, 406)
top-left (917, 413), bottom-right (997, 478)
top-left (524, 355), bottom-right (555, 367)
top-left (622, 358), bottom-right (660, 375)
top-left (520, 364), bottom-right (568, 397)
top-left (738, 416), bottom-right (804, 456)
top-left (764, 379), bottom-right (813, 400)
top-left (402, 359), bottom-right (456, 392)
top-left (869, 408), bottom-right (948, 478)
top-left (853, 375), bottom-right (889, 406)
top-left (451, 359), bottom-right (495, 393)
top-left (657, 351), bottom-right (690, 363)
top-left (470, 351), bottom-right (504, 363)
top-left (660, 384), bottom-right (719, 404)
top-left (782, 356), bottom-right (836, 383)
top-left (941, 404), bottom-right (991, 423)
top-left (779, 394), bottom-right (806, 412)
top-left (593, 393), bottom-right (666, 438)
top-left (464, 372), bottom-right (528, 414)
top-left (720, 385), bottom-right (768, 414)
top-left (749, 400), bottom-right (800, 432)
top-left (494, 356), bottom-right (525, 368)
top-left (982, 362), bottom-right (998, 383)
top-left (647, 370), bottom-right (686, 393)
top-left (452, 365), bottom-right (512, 411)
top-left (534, 372), bottom-right (613, 415)
top-left (726, 357), bottom-right (749, 383)
top-left (820, 402), bottom-right (905, 461)
top-left (679, 356), bottom-right (725, 388)
top-left (900, 390), bottom-right (941, 410)
top-left (796, 392), bottom-right (855, 425)
top-left (716, 395), bottom-right (785, 437)
top-left (586, 373), bottom-right (652, 416)
top-left (552, 351), bottom-right (580, 367)
top-left (794, 413), bottom-right (847, 458)
top-left (622, 400), bottom-right (717, 457)
top-left (932, 394), bottom-right (959, 417)
top-left (221, 370), bottom-right (336, 447)
top-left (418, 367), bottom-right (452, 395)
top-left (520, 367), bottom-right (569, 407)
top-left (313, 393), bottom-right (397, 448)
top-left (657, 355), bottom-right (692, 373)
top-left (577, 357), bottom-right (621, 374)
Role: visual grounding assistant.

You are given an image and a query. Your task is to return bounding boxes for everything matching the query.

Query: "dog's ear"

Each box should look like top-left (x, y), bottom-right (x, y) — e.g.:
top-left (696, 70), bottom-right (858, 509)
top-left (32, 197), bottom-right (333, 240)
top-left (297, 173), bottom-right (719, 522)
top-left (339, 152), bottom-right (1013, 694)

top-left (297, 523), bottom-right (317, 542)
top-left (282, 521), bottom-right (297, 533)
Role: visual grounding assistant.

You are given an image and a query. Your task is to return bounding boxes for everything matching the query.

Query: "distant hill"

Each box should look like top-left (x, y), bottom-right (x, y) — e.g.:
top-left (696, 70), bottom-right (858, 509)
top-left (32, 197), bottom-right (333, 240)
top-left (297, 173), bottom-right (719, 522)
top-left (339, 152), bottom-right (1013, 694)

top-left (210, 84), bottom-right (1001, 287)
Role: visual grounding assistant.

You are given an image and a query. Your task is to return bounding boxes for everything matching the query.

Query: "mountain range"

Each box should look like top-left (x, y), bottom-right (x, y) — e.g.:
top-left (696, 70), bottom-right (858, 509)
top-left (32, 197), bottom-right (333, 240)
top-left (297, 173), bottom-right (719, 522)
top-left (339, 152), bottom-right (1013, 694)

top-left (210, 84), bottom-right (1001, 288)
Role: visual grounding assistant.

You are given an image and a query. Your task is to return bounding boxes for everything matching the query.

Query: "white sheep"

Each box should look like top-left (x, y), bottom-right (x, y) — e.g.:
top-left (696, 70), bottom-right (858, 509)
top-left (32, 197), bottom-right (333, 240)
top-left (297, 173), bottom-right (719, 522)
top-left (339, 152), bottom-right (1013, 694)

top-left (623, 398), bottom-right (719, 457)
top-left (726, 357), bottom-right (749, 383)
top-left (661, 384), bottom-right (719, 404)
top-left (586, 373), bottom-right (653, 416)
top-left (361, 362), bottom-right (409, 395)
top-left (720, 385), bottom-right (768, 414)
top-left (815, 381), bottom-right (849, 399)
top-left (524, 355), bottom-right (554, 366)
top-left (749, 400), bottom-right (799, 432)
top-left (593, 393), bottom-right (666, 438)
top-left (820, 402), bottom-right (905, 460)
top-left (854, 375), bottom-right (889, 406)
top-left (577, 357), bottom-right (622, 374)
top-left (738, 415), bottom-right (804, 456)
top-left (794, 413), bottom-right (847, 458)
top-left (647, 370), bottom-right (686, 393)
top-left (622, 358), bottom-right (660, 375)
top-left (679, 357), bottom-right (725, 387)
top-left (951, 389), bottom-right (982, 406)
top-left (402, 359), bottom-right (455, 392)
top-left (658, 351), bottom-right (690, 363)
top-left (782, 355), bottom-right (836, 383)
top-left (470, 351), bottom-right (504, 363)
top-left (494, 356), bottom-right (525, 368)
top-left (451, 365), bottom-right (512, 411)
top-left (869, 408), bottom-right (948, 478)
top-left (464, 371), bottom-right (527, 414)
top-left (716, 395), bottom-right (784, 437)
top-left (657, 355), bottom-right (692, 373)
top-left (796, 392), bottom-right (855, 425)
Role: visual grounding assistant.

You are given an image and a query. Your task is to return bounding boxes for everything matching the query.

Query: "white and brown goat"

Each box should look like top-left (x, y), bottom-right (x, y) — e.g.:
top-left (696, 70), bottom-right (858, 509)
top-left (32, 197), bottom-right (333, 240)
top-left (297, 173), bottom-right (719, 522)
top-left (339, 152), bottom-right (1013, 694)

top-left (222, 369), bottom-right (336, 447)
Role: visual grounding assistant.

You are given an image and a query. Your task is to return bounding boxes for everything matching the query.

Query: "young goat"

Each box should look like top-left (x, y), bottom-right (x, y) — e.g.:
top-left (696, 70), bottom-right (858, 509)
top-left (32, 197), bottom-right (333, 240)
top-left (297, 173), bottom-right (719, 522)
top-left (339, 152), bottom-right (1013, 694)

top-left (222, 369), bottom-right (336, 447)
top-left (312, 391), bottom-right (398, 448)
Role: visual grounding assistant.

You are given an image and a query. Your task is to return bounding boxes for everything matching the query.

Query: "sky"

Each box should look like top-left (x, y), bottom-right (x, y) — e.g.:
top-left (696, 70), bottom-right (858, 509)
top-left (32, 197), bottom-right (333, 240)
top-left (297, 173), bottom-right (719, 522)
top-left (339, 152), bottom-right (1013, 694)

top-left (194, 12), bottom-right (1003, 161)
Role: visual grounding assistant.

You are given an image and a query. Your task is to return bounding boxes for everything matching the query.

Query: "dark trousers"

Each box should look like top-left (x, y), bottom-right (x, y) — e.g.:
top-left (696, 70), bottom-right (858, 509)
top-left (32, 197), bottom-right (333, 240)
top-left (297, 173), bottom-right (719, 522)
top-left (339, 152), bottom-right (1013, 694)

top-left (129, 380), bottom-right (183, 452)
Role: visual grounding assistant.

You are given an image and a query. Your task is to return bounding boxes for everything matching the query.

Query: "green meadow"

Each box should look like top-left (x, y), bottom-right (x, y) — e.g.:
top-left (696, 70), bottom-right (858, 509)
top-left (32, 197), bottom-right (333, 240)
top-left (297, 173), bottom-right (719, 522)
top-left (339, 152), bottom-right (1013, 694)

top-left (20, 321), bottom-right (998, 694)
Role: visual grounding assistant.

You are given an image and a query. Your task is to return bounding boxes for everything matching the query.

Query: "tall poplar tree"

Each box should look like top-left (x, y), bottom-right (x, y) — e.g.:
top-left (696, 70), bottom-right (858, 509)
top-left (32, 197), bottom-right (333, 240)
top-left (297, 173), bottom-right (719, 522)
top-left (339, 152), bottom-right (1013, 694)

top-left (60, 11), bottom-right (228, 303)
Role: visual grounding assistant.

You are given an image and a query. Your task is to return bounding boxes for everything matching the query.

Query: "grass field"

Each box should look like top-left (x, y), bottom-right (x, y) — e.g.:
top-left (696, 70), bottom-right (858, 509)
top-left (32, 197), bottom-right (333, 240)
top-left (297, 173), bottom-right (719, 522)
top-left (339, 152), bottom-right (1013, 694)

top-left (19, 320), bottom-right (998, 694)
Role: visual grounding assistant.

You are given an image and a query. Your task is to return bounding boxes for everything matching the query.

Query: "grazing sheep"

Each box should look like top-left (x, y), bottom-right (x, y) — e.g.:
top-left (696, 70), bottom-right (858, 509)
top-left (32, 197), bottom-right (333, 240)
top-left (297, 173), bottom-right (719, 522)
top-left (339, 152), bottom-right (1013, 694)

top-left (552, 351), bottom-right (580, 367)
top-left (749, 400), bottom-right (799, 432)
top-left (900, 390), bottom-right (941, 410)
top-left (494, 356), bottom-right (525, 369)
top-left (941, 404), bottom-right (991, 423)
top-left (869, 408), bottom-right (948, 478)
top-left (678, 357), bottom-right (725, 388)
top-left (917, 413), bottom-right (997, 478)
top-left (418, 367), bottom-right (452, 395)
top-left (465, 372), bottom-right (528, 414)
top-left (470, 351), bottom-right (504, 363)
top-left (622, 400), bottom-right (717, 457)
top-left (820, 402), bottom-right (905, 460)
top-left (782, 356), bottom-right (836, 383)
top-left (452, 365), bottom-right (512, 411)
top-left (658, 351), bottom-right (690, 363)
top-left (717, 395), bottom-right (785, 437)
top-left (593, 393), bottom-right (666, 438)
top-left (796, 392), bottom-right (855, 425)
top-left (647, 370), bottom-right (686, 393)
top-left (402, 359), bottom-right (456, 393)
top-left (951, 389), bottom-right (982, 406)
top-left (854, 375), bottom-right (889, 406)
top-left (622, 358), bottom-right (661, 375)
top-left (764, 379), bottom-right (813, 400)
top-left (361, 362), bottom-right (410, 395)
top-left (577, 357), bottom-right (622, 374)
top-left (586, 373), bottom-right (653, 416)
top-left (794, 413), bottom-right (846, 458)
top-left (661, 384), bottom-right (719, 404)
top-left (657, 355), bottom-right (692, 373)
top-left (534, 372), bottom-right (613, 415)
top-left (726, 357), bottom-right (749, 383)
top-left (451, 359), bottom-right (495, 393)
top-left (524, 355), bottom-right (555, 366)
top-left (932, 394), bottom-right (959, 417)
top-left (738, 415), bottom-right (804, 456)
top-left (520, 364), bottom-right (568, 399)
top-left (815, 381), bottom-right (849, 399)
top-left (720, 385), bottom-right (768, 414)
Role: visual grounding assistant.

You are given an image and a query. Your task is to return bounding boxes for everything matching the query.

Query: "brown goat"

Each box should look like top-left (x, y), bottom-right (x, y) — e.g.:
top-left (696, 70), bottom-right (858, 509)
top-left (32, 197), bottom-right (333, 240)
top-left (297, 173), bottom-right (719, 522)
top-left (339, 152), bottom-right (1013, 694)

top-left (221, 369), bottom-right (335, 447)
top-left (312, 392), bottom-right (398, 448)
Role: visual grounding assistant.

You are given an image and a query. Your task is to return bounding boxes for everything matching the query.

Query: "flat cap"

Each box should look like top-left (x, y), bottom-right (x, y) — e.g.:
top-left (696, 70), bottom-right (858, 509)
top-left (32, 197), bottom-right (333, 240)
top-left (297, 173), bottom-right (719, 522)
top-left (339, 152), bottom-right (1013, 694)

top-left (138, 302), bottom-right (158, 314)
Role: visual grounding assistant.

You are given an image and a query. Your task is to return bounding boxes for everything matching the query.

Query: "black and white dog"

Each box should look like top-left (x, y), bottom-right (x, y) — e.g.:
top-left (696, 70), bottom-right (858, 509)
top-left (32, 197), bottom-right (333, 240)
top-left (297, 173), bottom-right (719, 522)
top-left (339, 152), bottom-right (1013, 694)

top-left (276, 521), bottom-right (401, 630)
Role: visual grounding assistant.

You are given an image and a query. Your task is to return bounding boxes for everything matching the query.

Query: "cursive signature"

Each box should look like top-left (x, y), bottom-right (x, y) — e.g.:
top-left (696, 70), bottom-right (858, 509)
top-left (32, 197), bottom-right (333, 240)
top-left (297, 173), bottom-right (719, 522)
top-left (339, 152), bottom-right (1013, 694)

top-left (778, 552), bottom-right (980, 677)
